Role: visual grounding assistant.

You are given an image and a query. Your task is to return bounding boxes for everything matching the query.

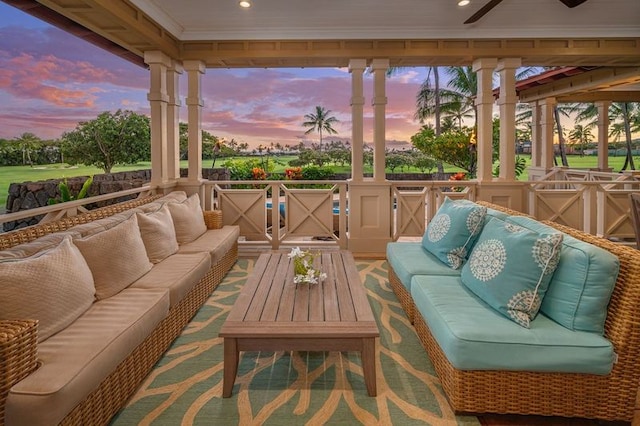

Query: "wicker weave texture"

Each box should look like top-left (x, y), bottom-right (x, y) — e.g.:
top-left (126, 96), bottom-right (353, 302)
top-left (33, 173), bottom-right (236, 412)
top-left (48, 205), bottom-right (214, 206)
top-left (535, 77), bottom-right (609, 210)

top-left (388, 267), bottom-right (415, 323)
top-left (0, 195), bottom-right (164, 250)
top-left (403, 201), bottom-right (640, 422)
top-left (0, 320), bottom-right (38, 424)
top-left (203, 210), bottom-right (223, 230)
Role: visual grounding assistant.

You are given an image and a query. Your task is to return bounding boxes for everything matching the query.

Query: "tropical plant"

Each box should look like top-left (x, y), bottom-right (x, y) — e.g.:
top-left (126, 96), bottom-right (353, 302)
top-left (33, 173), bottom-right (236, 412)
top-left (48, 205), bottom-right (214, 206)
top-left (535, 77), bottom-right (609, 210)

top-left (302, 106), bottom-right (339, 152)
top-left (493, 156), bottom-right (528, 179)
top-left (610, 102), bottom-right (638, 170)
top-left (568, 124), bottom-right (593, 156)
top-left (411, 126), bottom-right (477, 176)
top-left (14, 133), bottom-right (41, 167)
top-left (62, 110), bottom-right (150, 173)
top-left (48, 176), bottom-right (93, 205)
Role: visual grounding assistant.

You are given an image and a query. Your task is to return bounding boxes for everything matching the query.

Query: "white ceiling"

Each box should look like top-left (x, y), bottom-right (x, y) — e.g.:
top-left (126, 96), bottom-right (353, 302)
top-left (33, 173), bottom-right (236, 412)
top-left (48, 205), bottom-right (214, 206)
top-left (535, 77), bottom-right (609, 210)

top-left (130, 0), bottom-right (640, 41)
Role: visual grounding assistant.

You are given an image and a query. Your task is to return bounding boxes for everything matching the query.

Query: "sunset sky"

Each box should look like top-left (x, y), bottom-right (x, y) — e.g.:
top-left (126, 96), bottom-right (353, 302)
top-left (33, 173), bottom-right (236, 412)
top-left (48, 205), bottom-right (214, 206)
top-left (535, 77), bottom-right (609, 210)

top-left (0, 3), bottom-right (429, 149)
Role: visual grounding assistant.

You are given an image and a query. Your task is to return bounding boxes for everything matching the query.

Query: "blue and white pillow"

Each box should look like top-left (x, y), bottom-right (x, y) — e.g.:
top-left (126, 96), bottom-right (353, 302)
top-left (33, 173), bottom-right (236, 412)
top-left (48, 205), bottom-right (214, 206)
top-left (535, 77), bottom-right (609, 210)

top-left (421, 198), bottom-right (487, 269)
top-left (461, 217), bottom-right (564, 328)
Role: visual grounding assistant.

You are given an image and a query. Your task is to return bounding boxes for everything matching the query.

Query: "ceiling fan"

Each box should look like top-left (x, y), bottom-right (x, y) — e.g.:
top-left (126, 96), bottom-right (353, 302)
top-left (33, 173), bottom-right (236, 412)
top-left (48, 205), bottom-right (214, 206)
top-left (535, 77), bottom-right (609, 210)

top-left (464, 0), bottom-right (588, 24)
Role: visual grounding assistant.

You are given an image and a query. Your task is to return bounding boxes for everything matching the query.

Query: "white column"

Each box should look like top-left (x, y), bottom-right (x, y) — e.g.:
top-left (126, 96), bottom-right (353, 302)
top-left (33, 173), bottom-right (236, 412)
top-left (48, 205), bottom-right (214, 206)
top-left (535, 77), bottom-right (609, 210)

top-left (540, 98), bottom-right (557, 170)
top-left (167, 61), bottom-right (183, 181)
top-left (183, 60), bottom-right (206, 183)
top-left (371, 59), bottom-right (389, 182)
top-left (530, 101), bottom-right (541, 168)
top-left (349, 59), bottom-right (366, 182)
top-left (596, 101), bottom-right (611, 171)
top-left (472, 58), bottom-right (498, 182)
top-left (496, 58), bottom-right (521, 181)
top-left (144, 51), bottom-right (172, 187)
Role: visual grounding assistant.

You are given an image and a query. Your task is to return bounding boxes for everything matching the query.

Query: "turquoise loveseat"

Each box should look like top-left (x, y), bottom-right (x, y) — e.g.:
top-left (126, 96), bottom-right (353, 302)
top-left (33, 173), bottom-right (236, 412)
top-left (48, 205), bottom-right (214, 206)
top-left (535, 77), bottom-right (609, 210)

top-left (386, 199), bottom-right (640, 422)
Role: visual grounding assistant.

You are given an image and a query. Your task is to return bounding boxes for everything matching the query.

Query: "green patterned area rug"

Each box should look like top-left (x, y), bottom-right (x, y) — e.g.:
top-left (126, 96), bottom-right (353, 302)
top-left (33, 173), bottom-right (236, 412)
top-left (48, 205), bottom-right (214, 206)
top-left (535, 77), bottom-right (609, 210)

top-left (111, 259), bottom-right (480, 425)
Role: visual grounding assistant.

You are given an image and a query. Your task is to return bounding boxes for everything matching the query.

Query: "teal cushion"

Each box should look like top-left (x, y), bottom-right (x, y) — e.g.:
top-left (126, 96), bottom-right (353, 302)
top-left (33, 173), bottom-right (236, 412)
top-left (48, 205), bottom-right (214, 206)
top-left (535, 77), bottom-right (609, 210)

top-left (411, 275), bottom-right (614, 374)
top-left (461, 217), bottom-right (564, 328)
top-left (421, 198), bottom-right (487, 269)
top-left (386, 242), bottom-right (460, 291)
top-left (506, 216), bottom-right (619, 334)
top-left (484, 206), bottom-right (509, 224)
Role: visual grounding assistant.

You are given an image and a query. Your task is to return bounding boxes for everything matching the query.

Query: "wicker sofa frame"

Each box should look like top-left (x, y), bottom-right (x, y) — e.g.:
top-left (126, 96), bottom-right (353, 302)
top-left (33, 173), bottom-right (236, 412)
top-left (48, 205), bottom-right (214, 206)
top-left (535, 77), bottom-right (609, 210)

top-left (388, 201), bottom-right (640, 422)
top-left (0, 194), bottom-right (238, 425)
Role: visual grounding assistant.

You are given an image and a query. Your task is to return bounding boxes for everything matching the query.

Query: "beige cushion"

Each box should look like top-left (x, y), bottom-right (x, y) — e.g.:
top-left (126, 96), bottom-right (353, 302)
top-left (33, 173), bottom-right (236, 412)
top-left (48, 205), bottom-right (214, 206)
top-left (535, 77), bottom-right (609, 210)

top-left (167, 193), bottom-right (207, 244)
top-left (178, 225), bottom-right (240, 265)
top-left (97, 210), bottom-right (137, 230)
top-left (5, 288), bottom-right (169, 426)
top-left (160, 191), bottom-right (188, 202)
top-left (130, 252), bottom-right (211, 307)
top-left (0, 231), bottom-right (79, 260)
top-left (136, 205), bottom-right (179, 263)
top-left (75, 215), bottom-right (152, 300)
top-left (68, 221), bottom-right (106, 237)
top-left (0, 236), bottom-right (95, 342)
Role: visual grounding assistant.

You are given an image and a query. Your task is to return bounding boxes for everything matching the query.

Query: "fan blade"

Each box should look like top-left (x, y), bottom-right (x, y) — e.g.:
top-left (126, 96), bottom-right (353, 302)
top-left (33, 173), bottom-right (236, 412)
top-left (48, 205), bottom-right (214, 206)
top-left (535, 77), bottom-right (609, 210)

top-left (558, 0), bottom-right (587, 7)
top-left (464, 0), bottom-right (505, 24)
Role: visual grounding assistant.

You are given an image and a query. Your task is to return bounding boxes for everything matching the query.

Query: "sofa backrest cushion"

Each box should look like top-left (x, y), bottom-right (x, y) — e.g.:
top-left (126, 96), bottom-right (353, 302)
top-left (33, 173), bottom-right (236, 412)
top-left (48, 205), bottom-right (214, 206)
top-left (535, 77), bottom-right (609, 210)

top-left (136, 205), bottom-right (179, 263)
top-left (421, 197), bottom-right (487, 269)
top-left (461, 217), bottom-right (564, 328)
top-left (167, 193), bottom-right (207, 244)
top-left (0, 236), bottom-right (95, 342)
top-left (506, 216), bottom-right (619, 334)
top-left (0, 231), bottom-right (79, 259)
top-left (137, 191), bottom-right (188, 214)
top-left (75, 214), bottom-right (152, 300)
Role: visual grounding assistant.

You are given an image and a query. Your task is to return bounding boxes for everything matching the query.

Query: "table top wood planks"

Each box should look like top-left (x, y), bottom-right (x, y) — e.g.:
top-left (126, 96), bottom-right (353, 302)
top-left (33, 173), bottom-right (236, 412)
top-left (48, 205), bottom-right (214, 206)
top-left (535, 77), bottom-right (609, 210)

top-left (219, 250), bottom-right (379, 397)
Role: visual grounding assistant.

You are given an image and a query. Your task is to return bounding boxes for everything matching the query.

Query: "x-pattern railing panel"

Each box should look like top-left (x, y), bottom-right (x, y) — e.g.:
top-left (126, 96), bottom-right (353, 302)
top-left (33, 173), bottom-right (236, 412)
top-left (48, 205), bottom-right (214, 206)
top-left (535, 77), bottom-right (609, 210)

top-left (393, 188), bottom-right (427, 239)
top-left (284, 187), bottom-right (335, 237)
top-left (217, 187), bottom-right (267, 240)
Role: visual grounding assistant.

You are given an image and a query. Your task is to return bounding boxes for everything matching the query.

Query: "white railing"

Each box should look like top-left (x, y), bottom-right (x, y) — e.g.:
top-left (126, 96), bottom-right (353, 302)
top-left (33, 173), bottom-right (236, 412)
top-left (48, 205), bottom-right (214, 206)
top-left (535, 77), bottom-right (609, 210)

top-left (1, 174), bottom-right (636, 248)
top-left (391, 181), bottom-right (477, 240)
top-left (203, 180), bottom-right (348, 251)
top-left (528, 168), bottom-right (640, 244)
top-left (203, 179), bottom-right (479, 251)
top-left (0, 185), bottom-right (155, 230)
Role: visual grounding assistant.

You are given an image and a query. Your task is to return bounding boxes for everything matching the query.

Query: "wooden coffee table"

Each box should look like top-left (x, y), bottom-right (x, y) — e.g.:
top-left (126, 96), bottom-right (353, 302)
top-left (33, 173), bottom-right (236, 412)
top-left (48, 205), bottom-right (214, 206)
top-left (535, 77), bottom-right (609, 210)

top-left (219, 250), bottom-right (379, 397)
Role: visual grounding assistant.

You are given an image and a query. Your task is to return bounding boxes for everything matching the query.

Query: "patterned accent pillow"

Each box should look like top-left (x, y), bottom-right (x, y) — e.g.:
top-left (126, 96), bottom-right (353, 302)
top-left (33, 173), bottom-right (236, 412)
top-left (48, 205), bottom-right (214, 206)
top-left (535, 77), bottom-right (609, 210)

top-left (75, 214), bottom-right (153, 300)
top-left (0, 236), bottom-right (95, 342)
top-left (167, 193), bottom-right (207, 244)
top-left (136, 204), bottom-right (179, 263)
top-left (421, 197), bottom-right (487, 269)
top-left (461, 217), bottom-right (564, 328)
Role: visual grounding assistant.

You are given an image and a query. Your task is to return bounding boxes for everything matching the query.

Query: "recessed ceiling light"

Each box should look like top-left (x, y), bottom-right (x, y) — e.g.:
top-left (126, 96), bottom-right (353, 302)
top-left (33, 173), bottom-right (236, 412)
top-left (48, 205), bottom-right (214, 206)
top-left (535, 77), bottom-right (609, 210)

top-left (239, 0), bottom-right (251, 8)
top-left (458, 0), bottom-right (470, 6)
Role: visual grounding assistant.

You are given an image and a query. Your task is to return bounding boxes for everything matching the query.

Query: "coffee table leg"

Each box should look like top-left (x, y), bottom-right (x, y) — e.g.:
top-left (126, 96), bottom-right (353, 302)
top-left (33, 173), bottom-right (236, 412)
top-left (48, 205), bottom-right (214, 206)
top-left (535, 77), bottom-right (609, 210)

top-left (362, 337), bottom-right (377, 396)
top-left (223, 337), bottom-right (238, 397)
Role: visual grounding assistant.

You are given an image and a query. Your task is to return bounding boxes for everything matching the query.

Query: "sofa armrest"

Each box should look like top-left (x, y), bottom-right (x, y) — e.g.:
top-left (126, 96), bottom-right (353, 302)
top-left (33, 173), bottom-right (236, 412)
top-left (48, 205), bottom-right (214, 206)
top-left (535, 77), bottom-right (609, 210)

top-left (203, 210), bottom-right (223, 230)
top-left (0, 320), bottom-right (39, 421)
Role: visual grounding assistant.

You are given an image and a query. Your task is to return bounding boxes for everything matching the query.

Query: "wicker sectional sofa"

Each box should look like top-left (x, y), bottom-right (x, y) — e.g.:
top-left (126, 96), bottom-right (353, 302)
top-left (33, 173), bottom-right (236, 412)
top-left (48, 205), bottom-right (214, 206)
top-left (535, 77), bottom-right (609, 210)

top-left (0, 191), bottom-right (239, 426)
top-left (387, 200), bottom-right (640, 422)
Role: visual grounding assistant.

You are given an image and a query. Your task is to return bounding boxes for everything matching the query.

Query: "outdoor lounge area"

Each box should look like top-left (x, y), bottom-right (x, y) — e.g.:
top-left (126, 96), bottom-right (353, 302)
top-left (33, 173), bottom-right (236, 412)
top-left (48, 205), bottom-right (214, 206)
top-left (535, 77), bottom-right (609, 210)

top-left (1, 0), bottom-right (640, 425)
top-left (1, 187), bottom-right (639, 425)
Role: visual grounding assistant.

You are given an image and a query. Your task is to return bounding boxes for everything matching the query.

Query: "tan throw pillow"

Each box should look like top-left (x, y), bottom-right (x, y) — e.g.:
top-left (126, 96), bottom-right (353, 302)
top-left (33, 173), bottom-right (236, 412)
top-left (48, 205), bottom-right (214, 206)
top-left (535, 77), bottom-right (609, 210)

top-left (136, 205), bottom-right (179, 263)
top-left (75, 215), bottom-right (152, 300)
top-left (167, 193), bottom-right (207, 244)
top-left (0, 236), bottom-right (95, 342)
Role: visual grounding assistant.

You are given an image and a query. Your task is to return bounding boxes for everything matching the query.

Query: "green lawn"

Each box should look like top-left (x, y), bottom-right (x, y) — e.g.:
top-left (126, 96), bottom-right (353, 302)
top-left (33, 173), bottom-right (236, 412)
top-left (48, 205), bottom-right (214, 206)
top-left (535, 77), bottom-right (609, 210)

top-left (1, 155), bottom-right (638, 212)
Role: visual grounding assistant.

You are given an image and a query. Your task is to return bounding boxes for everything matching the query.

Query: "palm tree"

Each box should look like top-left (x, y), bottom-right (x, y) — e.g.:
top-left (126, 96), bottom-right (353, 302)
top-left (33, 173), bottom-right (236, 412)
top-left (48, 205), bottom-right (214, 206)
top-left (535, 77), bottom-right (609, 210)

top-left (609, 102), bottom-right (638, 170)
top-left (14, 132), bottom-right (40, 167)
top-left (302, 106), bottom-right (339, 152)
top-left (400, 66), bottom-right (445, 177)
top-left (568, 124), bottom-right (593, 156)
